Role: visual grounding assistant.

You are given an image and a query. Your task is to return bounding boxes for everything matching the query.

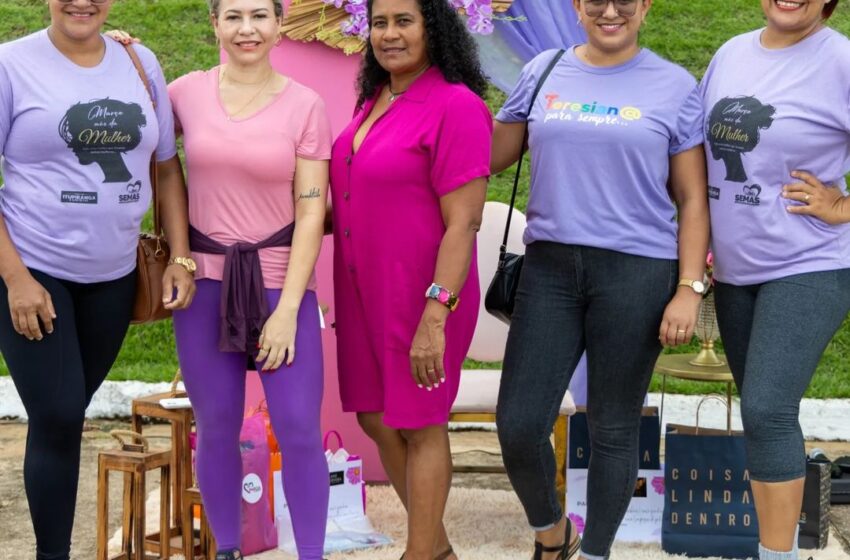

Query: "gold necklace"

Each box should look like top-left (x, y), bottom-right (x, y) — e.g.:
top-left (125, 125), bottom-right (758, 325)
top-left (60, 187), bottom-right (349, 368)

top-left (220, 66), bottom-right (275, 120)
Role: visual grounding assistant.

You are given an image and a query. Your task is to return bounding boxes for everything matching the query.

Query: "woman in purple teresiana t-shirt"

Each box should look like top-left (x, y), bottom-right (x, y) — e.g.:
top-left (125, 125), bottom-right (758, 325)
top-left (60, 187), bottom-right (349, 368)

top-left (491, 1), bottom-right (710, 559)
top-left (701, 1), bottom-right (850, 558)
top-left (0, 1), bottom-right (194, 558)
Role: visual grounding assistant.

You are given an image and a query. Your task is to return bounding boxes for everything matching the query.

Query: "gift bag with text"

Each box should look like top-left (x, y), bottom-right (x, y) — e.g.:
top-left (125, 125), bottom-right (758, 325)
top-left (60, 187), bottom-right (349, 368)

top-left (275, 430), bottom-right (390, 554)
top-left (568, 407), bottom-right (664, 543)
top-left (662, 422), bottom-right (758, 559)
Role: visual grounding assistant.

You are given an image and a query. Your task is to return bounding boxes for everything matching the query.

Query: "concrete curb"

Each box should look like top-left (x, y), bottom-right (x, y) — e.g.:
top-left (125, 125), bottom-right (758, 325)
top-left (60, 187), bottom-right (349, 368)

top-left (1, 378), bottom-right (849, 441)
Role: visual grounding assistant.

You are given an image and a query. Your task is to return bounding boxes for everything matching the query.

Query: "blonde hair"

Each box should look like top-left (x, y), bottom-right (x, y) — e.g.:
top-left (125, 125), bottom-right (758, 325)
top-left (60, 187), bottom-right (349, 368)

top-left (208, 0), bottom-right (284, 18)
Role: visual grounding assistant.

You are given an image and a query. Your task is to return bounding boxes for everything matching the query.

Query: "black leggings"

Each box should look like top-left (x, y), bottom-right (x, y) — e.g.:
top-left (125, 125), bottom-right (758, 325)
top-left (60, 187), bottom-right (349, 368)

top-left (0, 269), bottom-right (136, 560)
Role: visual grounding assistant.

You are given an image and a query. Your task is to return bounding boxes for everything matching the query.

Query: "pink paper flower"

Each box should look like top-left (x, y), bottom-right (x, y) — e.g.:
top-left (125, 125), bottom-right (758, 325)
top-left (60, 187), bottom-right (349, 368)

top-left (568, 513), bottom-right (586, 534)
top-left (651, 476), bottom-right (665, 495)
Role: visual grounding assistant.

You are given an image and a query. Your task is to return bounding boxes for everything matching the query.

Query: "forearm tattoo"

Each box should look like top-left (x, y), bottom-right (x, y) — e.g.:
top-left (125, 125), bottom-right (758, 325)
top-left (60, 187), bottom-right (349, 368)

top-left (298, 187), bottom-right (321, 201)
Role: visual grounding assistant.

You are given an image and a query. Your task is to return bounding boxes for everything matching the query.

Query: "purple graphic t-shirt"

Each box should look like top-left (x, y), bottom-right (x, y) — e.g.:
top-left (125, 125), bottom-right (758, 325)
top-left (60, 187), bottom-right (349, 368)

top-left (497, 47), bottom-right (703, 259)
top-left (0, 30), bottom-right (177, 283)
top-left (701, 28), bottom-right (850, 285)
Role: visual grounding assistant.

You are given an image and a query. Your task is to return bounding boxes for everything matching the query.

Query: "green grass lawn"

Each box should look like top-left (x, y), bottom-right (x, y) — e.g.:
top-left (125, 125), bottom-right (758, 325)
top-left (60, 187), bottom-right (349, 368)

top-left (2, 0), bottom-right (850, 396)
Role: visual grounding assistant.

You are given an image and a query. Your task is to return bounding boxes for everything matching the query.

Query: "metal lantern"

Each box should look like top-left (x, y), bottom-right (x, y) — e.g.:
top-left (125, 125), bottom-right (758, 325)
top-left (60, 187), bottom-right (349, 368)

top-left (690, 291), bottom-right (726, 367)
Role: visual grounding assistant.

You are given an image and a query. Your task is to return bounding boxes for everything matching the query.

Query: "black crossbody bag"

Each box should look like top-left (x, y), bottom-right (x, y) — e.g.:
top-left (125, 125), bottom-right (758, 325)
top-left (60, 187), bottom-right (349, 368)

top-left (484, 49), bottom-right (565, 324)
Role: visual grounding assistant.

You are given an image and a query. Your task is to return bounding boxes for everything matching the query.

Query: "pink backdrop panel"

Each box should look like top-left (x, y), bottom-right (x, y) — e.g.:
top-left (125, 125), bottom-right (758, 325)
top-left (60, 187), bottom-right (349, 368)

top-left (238, 38), bottom-right (388, 481)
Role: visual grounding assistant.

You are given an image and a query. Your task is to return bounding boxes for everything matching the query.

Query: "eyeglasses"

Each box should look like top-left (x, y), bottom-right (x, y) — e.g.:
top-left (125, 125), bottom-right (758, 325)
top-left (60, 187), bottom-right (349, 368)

top-left (583, 0), bottom-right (639, 18)
top-left (55, 0), bottom-right (110, 4)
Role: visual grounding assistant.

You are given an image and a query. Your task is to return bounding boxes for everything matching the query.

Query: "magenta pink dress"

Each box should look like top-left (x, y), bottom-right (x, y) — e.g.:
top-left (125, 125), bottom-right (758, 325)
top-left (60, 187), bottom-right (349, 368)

top-left (330, 67), bottom-right (492, 429)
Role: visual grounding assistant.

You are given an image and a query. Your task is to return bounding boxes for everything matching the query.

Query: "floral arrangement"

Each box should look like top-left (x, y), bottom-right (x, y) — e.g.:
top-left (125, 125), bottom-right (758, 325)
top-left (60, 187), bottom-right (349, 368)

top-left (322, 0), bottom-right (495, 39)
top-left (704, 251), bottom-right (715, 297)
top-left (448, 0), bottom-right (496, 35)
top-left (281, 0), bottom-right (512, 54)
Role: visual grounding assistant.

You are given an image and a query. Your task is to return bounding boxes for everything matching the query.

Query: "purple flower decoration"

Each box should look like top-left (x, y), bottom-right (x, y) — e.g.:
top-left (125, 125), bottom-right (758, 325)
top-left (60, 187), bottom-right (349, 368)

top-left (651, 476), bottom-right (665, 495)
top-left (568, 513), bottom-right (586, 535)
top-left (325, 0), bottom-right (495, 41)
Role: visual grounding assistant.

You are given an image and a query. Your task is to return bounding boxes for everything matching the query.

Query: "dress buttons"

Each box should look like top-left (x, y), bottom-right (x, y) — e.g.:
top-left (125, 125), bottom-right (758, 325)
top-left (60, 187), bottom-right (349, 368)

top-left (343, 192), bottom-right (350, 200)
top-left (344, 228), bottom-right (350, 238)
top-left (345, 155), bottom-right (352, 165)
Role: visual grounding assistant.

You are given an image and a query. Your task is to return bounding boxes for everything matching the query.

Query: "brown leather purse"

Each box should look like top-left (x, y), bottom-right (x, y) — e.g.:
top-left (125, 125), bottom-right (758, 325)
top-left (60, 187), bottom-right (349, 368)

top-left (124, 45), bottom-right (171, 324)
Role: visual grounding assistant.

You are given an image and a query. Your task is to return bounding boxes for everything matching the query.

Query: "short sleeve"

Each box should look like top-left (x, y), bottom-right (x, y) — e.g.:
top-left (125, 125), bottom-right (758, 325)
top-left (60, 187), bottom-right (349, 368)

top-left (167, 73), bottom-right (190, 137)
top-left (496, 49), bottom-right (561, 124)
top-left (670, 85), bottom-right (705, 156)
top-left (296, 94), bottom-right (333, 160)
top-left (430, 89), bottom-right (493, 197)
top-left (0, 61), bottom-right (12, 157)
top-left (137, 46), bottom-right (178, 162)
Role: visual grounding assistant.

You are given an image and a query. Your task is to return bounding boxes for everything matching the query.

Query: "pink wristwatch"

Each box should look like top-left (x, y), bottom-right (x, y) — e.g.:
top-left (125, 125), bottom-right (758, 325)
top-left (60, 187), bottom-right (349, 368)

top-left (425, 283), bottom-right (459, 312)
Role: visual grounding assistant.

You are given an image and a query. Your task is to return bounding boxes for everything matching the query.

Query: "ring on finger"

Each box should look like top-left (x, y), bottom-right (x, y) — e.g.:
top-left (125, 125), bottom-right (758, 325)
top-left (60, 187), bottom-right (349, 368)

top-left (676, 329), bottom-right (687, 334)
top-left (805, 193), bottom-right (811, 202)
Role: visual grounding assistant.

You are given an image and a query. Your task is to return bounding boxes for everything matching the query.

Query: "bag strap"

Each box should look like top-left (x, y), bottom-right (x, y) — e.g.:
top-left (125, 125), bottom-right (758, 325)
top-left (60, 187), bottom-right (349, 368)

top-left (499, 49), bottom-right (566, 254)
top-left (695, 395), bottom-right (733, 435)
top-left (122, 44), bottom-right (162, 238)
top-left (323, 430), bottom-right (344, 452)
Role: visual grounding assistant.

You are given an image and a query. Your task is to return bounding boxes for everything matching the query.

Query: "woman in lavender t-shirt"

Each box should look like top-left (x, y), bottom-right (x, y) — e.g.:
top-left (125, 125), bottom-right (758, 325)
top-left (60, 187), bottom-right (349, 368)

top-left (701, 1), bottom-right (850, 558)
top-left (492, 1), bottom-right (710, 558)
top-left (0, 1), bottom-right (194, 558)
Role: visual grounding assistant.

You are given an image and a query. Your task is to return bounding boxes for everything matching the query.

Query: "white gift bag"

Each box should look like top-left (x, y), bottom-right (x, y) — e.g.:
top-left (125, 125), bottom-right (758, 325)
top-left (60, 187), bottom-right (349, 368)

top-left (275, 430), bottom-right (391, 554)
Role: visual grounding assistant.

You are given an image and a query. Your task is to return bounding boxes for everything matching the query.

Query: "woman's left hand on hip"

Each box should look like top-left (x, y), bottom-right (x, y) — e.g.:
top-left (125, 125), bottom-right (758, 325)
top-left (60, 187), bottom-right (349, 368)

top-left (783, 170), bottom-right (850, 226)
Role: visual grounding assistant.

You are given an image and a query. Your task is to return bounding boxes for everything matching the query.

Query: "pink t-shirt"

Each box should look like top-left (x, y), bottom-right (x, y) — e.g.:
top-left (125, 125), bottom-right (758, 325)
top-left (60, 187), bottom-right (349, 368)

top-left (168, 67), bottom-right (332, 290)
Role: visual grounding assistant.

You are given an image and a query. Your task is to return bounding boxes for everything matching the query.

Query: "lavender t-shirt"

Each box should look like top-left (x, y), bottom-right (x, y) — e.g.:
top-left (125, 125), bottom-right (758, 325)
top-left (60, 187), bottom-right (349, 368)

top-left (497, 48), bottom-right (703, 259)
top-left (701, 28), bottom-right (850, 285)
top-left (0, 30), bottom-right (177, 283)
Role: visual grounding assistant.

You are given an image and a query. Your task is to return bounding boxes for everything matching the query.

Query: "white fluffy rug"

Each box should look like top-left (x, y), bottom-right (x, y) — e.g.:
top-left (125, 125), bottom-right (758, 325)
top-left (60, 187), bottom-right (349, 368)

top-left (116, 485), bottom-right (849, 560)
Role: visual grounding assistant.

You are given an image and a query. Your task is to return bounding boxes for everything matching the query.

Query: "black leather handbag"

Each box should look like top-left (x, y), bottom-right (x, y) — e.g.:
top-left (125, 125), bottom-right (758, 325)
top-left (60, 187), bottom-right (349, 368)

top-left (485, 49), bottom-right (565, 324)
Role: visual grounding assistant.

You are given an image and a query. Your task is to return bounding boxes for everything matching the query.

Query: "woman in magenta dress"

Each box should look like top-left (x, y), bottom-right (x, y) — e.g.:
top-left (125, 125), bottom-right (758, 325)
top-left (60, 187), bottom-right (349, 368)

top-left (329, 0), bottom-right (492, 558)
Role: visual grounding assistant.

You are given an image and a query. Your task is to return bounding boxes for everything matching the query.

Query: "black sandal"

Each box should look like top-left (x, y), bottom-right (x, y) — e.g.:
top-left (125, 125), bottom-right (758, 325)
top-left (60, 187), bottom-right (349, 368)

top-left (400, 546), bottom-right (455, 560)
top-left (434, 546), bottom-right (455, 560)
top-left (215, 550), bottom-right (243, 560)
top-left (532, 518), bottom-right (581, 560)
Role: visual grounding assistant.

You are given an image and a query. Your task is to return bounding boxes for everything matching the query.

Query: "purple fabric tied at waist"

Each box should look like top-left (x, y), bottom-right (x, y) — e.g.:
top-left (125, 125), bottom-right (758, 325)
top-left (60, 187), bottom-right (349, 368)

top-left (189, 223), bottom-right (295, 353)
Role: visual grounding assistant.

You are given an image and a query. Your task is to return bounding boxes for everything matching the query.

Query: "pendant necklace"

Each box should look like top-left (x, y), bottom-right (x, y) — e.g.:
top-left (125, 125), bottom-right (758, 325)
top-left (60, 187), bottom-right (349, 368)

top-left (387, 64), bottom-right (431, 102)
top-left (220, 66), bottom-right (275, 120)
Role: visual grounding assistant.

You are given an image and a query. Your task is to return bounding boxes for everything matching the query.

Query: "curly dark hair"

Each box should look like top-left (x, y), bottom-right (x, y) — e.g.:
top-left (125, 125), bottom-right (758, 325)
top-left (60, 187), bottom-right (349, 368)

top-left (356, 0), bottom-right (489, 107)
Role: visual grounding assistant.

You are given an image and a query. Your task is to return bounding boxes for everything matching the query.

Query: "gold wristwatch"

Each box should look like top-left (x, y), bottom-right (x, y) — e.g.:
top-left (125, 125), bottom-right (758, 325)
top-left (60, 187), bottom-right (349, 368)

top-left (168, 256), bottom-right (197, 275)
top-left (678, 278), bottom-right (707, 295)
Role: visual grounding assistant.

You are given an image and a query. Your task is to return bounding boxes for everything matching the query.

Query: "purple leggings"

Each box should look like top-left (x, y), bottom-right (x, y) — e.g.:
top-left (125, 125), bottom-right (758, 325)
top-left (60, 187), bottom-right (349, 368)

top-left (174, 279), bottom-right (328, 558)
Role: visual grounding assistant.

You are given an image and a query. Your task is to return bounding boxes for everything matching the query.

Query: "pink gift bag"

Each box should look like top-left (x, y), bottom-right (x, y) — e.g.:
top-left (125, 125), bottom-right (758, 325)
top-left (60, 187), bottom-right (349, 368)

top-left (240, 412), bottom-right (278, 555)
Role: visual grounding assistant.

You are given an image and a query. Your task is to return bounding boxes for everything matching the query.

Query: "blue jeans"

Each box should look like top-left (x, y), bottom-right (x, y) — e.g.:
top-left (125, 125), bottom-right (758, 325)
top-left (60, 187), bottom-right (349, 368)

top-left (714, 269), bottom-right (850, 482)
top-left (496, 242), bottom-right (677, 558)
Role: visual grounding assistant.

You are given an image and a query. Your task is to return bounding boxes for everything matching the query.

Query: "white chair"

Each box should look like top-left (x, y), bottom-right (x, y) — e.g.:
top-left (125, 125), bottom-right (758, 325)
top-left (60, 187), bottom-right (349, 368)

top-left (450, 201), bottom-right (576, 508)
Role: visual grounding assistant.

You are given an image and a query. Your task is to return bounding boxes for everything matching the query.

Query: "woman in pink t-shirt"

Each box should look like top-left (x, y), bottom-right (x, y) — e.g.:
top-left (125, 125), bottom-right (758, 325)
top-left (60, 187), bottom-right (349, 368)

top-left (330, 1), bottom-right (492, 559)
top-left (167, 0), bottom-right (332, 557)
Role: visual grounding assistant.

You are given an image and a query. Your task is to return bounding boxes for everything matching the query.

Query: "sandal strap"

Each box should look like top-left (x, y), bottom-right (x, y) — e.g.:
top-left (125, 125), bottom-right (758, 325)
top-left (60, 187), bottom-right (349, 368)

top-left (534, 540), bottom-right (567, 554)
top-left (434, 546), bottom-right (454, 560)
top-left (561, 518), bottom-right (582, 560)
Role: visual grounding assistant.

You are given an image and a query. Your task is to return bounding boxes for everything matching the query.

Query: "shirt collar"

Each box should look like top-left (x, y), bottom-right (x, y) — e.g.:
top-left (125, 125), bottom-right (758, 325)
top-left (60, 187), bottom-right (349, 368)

top-left (395, 66), bottom-right (443, 104)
